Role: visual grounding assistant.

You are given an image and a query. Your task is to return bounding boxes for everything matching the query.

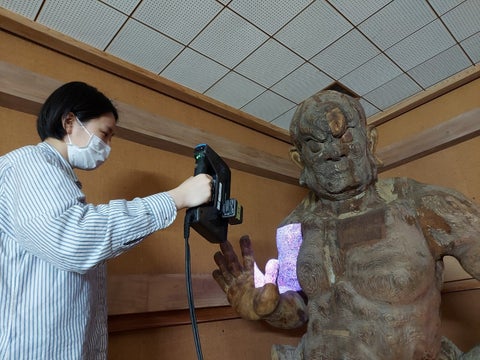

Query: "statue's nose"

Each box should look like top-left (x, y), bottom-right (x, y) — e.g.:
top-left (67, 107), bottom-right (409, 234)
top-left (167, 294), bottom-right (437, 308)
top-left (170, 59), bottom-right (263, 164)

top-left (323, 142), bottom-right (345, 161)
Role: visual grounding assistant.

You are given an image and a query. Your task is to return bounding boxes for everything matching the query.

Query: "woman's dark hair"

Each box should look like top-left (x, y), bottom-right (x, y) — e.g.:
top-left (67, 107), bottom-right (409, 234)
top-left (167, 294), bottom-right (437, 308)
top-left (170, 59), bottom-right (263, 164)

top-left (37, 81), bottom-right (119, 141)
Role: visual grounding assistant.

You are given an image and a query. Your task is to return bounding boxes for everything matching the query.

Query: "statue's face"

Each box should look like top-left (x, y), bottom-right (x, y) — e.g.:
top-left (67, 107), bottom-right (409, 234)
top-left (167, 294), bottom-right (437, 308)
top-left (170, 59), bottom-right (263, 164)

top-left (296, 103), bottom-right (375, 200)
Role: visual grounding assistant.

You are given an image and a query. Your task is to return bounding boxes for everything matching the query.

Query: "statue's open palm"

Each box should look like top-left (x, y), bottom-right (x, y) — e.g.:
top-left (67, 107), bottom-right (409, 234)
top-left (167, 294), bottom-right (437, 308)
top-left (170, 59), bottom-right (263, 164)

top-left (213, 236), bottom-right (280, 320)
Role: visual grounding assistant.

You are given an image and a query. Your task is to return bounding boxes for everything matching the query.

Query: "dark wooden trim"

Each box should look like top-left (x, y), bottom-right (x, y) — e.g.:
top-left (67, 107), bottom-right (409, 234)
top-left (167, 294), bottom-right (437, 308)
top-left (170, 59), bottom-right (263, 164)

top-left (0, 60), bottom-right (301, 184)
top-left (377, 108), bottom-right (480, 172)
top-left (107, 278), bottom-right (480, 334)
top-left (442, 278), bottom-right (480, 293)
top-left (107, 274), bottom-right (229, 315)
top-left (108, 306), bottom-right (239, 334)
top-left (3, 59), bottom-right (479, 180)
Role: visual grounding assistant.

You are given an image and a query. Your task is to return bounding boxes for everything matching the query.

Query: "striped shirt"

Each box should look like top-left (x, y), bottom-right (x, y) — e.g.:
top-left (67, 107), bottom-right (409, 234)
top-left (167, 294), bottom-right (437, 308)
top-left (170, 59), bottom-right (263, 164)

top-left (0, 142), bottom-right (177, 359)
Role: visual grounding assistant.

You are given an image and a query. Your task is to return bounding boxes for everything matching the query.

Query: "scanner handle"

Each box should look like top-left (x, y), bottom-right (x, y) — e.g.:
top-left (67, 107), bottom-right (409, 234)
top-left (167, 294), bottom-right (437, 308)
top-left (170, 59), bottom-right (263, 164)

top-left (193, 145), bottom-right (208, 175)
top-left (193, 144), bottom-right (215, 206)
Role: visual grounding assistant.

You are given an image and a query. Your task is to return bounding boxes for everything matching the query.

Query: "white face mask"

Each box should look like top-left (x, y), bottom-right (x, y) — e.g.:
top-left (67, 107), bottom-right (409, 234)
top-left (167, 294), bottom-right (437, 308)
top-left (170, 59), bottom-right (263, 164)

top-left (66, 117), bottom-right (111, 170)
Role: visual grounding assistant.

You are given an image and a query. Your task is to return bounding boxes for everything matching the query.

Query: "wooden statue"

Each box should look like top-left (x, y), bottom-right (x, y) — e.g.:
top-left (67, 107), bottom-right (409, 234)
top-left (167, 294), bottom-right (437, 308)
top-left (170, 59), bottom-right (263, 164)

top-left (213, 90), bottom-right (480, 359)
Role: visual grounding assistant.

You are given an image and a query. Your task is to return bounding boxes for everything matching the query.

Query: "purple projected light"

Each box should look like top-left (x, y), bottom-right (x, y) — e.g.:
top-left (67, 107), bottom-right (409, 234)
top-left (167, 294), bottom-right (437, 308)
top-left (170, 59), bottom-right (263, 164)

top-left (276, 223), bottom-right (302, 293)
top-left (254, 223), bottom-right (303, 294)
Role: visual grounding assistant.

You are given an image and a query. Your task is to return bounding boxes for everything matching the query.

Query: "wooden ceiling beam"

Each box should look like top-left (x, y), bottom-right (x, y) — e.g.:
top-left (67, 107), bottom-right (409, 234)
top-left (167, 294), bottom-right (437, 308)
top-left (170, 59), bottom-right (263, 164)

top-left (376, 108), bottom-right (480, 171)
top-left (1, 60), bottom-right (478, 180)
top-left (0, 60), bottom-right (301, 184)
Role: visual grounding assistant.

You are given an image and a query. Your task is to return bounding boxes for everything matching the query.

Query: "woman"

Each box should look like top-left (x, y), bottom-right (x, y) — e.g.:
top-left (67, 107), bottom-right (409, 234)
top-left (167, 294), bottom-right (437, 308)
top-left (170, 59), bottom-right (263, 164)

top-left (0, 81), bottom-right (212, 359)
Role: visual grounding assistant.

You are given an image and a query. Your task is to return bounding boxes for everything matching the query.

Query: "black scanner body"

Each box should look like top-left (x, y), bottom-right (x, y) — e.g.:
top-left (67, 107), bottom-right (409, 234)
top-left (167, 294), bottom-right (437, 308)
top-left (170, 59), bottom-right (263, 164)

top-left (186, 144), bottom-right (231, 243)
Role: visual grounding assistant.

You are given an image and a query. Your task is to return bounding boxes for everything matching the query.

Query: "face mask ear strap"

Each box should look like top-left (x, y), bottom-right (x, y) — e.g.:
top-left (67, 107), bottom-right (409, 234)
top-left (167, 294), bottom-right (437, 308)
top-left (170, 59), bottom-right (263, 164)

top-left (75, 117), bottom-right (93, 137)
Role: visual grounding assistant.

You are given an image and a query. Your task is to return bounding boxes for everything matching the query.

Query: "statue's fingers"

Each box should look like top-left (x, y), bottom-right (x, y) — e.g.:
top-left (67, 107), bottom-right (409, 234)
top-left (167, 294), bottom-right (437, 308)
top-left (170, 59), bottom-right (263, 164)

top-left (239, 235), bottom-right (253, 257)
top-left (213, 251), bottom-right (234, 284)
top-left (212, 269), bottom-right (229, 293)
top-left (240, 235), bottom-right (255, 271)
top-left (220, 240), bottom-right (242, 276)
top-left (219, 239), bottom-right (234, 254)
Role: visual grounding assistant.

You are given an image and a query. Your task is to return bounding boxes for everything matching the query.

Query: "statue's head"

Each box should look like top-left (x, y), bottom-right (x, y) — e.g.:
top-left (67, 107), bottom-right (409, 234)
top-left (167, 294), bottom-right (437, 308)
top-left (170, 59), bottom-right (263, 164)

top-left (289, 90), bottom-right (379, 201)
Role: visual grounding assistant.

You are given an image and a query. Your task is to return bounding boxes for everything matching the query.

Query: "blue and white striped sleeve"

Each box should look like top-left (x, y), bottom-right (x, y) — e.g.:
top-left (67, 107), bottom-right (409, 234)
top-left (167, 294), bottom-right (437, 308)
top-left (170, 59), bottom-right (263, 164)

top-left (2, 148), bottom-right (177, 274)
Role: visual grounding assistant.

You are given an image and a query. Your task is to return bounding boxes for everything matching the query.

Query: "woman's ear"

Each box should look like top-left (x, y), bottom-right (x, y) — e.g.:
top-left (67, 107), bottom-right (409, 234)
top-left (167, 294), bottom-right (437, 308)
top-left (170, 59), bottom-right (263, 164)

top-left (289, 147), bottom-right (304, 169)
top-left (62, 112), bottom-right (76, 135)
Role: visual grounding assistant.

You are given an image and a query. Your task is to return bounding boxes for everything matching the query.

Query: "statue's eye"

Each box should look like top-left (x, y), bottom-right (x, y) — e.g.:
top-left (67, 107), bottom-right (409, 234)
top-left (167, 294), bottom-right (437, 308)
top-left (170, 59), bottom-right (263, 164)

top-left (305, 138), bottom-right (323, 153)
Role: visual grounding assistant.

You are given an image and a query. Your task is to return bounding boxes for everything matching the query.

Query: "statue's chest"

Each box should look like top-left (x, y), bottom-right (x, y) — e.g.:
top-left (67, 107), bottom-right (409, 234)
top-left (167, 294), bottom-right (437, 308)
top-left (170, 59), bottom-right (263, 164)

top-left (297, 204), bottom-right (435, 302)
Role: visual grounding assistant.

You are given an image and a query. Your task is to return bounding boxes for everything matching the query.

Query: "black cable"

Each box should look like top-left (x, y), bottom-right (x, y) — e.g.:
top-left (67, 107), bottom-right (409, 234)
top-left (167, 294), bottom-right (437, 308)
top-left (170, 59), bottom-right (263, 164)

top-left (184, 214), bottom-right (204, 360)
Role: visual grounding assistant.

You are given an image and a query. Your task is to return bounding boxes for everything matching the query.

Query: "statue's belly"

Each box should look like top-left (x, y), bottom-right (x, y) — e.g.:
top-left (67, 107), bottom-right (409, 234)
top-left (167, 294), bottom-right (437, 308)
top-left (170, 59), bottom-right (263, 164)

top-left (296, 205), bottom-right (442, 359)
top-left (297, 205), bottom-right (437, 304)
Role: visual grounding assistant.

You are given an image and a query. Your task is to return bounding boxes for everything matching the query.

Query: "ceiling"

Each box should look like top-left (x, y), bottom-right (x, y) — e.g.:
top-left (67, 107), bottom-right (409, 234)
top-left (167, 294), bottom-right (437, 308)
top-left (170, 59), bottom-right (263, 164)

top-left (1, 0), bottom-right (479, 131)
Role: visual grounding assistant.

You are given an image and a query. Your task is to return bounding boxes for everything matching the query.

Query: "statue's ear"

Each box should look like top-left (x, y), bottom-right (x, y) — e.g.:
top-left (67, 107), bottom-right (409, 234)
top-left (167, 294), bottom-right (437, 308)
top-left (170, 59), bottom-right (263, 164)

top-left (367, 125), bottom-right (377, 154)
top-left (289, 147), bottom-right (304, 169)
top-left (367, 125), bottom-right (383, 167)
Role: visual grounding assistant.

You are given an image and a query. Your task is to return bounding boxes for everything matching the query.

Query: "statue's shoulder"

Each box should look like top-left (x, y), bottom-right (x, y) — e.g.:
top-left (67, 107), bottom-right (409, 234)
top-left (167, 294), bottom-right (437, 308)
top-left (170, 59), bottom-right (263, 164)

top-left (375, 177), bottom-right (410, 202)
top-left (278, 192), bottom-right (317, 227)
top-left (376, 177), bottom-right (478, 209)
top-left (376, 177), bottom-right (431, 202)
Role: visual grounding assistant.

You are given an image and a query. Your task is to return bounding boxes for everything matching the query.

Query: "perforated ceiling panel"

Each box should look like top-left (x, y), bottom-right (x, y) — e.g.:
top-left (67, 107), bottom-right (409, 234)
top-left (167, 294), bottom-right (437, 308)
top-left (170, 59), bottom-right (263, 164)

top-left (190, 8), bottom-right (268, 68)
top-left (161, 48), bottom-right (230, 93)
top-left (310, 30), bottom-right (380, 79)
top-left (462, 33), bottom-right (480, 63)
top-left (37, 0), bottom-right (126, 49)
top-left (235, 39), bottom-right (304, 88)
top-left (102, 0), bottom-right (140, 14)
top-left (204, 71), bottom-right (266, 109)
top-left (107, 19), bottom-right (184, 73)
top-left (228, 0), bottom-right (312, 35)
top-left (429, 0), bottom-right (465, 15)
top-left (408, 45), bottom-right (471, 88)
top-left (442, 1), bottom-right (480, 41)
top-left (271, 63), bottom-right (333, 103)
top-left (359, 0), bottom-right (436, 50)
top-left (385, 19), bottom-right (456, 71)
top-left (329, 0), bottom-right (391, 25)
top-left (341, 54), bottom-right (403, 95)
top-left (363, 74), bottom-right (422, 110)
top-left (1, 0), bottom-right (479, 130)
top-left (275, 1), bottom-right (352, 59)
top-left (0, 0), bottom-right (43, 19)
top-left (133, 0), bottom-right (222, 44)
top-left (241, 90), bottom-right (296, 121)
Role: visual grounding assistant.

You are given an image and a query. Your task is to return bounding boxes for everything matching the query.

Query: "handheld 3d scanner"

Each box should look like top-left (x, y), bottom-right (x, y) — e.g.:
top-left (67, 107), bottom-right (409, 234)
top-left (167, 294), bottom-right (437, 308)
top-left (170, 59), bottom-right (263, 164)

top-left (185, 144), bottom-right (243, 243)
